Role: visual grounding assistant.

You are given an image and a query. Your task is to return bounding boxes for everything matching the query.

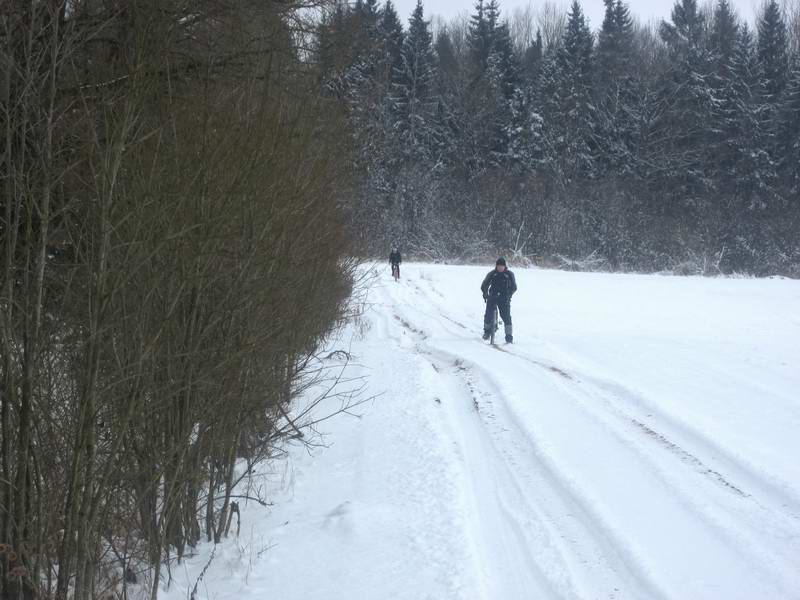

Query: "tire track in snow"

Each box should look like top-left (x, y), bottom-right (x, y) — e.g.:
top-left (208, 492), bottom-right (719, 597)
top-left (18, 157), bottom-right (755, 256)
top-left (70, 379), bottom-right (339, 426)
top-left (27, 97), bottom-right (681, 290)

top-left (424, 347), bottom-right (670, 600)
top-left (383, 278), bottom-right (668, 599)
top-left (428, 353), bottom-right (565, 600)
top-left (369, 297), bottom-right (499, 598)
top-left (501, 345), bottom-right (800, 514)
top-left (475, 346), bottom-right (800, 596)
top-left (409, 272), bottom-right (800, 512)
top-left (376, 282), bottom-right (559, 599)
top-left (409, 274), bottom-right (800, 518)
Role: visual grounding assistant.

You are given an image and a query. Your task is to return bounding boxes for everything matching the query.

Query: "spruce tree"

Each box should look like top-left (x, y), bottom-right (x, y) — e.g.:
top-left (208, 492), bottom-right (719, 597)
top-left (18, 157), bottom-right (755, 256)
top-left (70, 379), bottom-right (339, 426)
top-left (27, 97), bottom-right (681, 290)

top-left (343, 0), bottom-right (403, 244)
top-left (507, 87), bottom-right (545, 172)
top-left (707, 0), bottom-right (741, 186)
top-left (432, 27), bottom-right (461, 163)
top-left (710, 0), bottom-right (739, 75)
top-left (596, 0), bottom-right (634, 88)
top-left (490, 19), bottom-right (519, 100)
top-left (395, 0), bottom-right (437, 156)
top-left (757, 0), bottom-right (789, 102)
top-left (352, 0), bottom-right (382, 59)
top-left (755, 0), bottom-right (789, 218)
top-left (539, 0), bottom-right (596, 180)
top-left (593, 0), bottom-right (637, 174)
top-left (657, 0), bottom-right (715, 210)
top-left (561, 0), bottom-right (593, 81)
top-left (461, 0), bottom-right (522, 169)
top-left (730, 23), bottom-right (773, 198)
top-left (711, 23), bottom-right (776, 267)
top-left (778, 62), bottom-right (800, 194)
top-left (468, 0), bottom-right (492, 73)
top-left (660, 0), bottom-right (705, 53)
top-left (380, 0), bottom-right (405, 89)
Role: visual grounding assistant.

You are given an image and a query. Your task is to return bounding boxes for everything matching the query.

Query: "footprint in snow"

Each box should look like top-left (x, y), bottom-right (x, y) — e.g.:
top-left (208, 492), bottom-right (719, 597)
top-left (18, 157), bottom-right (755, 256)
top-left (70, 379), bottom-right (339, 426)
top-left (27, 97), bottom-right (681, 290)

top-left (322, 501), bottom-right (352, 531)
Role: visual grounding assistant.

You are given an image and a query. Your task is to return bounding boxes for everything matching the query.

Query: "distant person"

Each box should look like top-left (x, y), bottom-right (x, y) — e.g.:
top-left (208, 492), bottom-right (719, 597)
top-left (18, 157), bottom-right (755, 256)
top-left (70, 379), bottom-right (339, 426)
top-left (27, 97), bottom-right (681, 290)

top-left (481, 257), bottom-right (517, 343)
top-left (389, 247), bottom-right (402, 280)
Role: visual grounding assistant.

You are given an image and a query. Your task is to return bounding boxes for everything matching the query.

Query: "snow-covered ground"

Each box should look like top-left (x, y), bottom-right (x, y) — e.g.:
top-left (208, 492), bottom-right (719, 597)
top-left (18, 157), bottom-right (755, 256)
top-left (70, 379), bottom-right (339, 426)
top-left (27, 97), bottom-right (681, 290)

top-left (162, 263), bottom-right (800, 600)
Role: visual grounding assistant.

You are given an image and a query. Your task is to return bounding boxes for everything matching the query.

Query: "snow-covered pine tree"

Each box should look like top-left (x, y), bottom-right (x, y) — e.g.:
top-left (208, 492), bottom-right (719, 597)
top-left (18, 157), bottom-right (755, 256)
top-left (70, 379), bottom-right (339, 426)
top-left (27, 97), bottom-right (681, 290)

top-left (710, 22), bottom-right (777, 269)
top-left (659, 0), bottom-right (706, 52)
top-left (493, 18), bottom-right (518, 93)
top-left (778, 61), bottom-right (800, 195)
top-left (709, 0), bottom-right (739, 75)
top-left (341, 0), bottom-right (409, 248)
top-left (656, 0), bottom-right (715, 211)
top-left (512, 27), bottom-right (545, 172)
top-left (380, 0), bottom-right (406, 92)
top-left (729, 23), bottom-right (771, 184)
top-left (707, 0), bottom-right (741, 188)
top-left (773, 59), bottom-right (800, 270)
top-left (384, 0), bottom-right (445, 248)
top-left (593, 0), bottom-right (637, 175)
top-left (755, 0), bottom-right (789, 213)
top-left (394, 0), bottom-right (438, 159)
top-left (486, 14), bottom-right (521, 164)
top-left (345, 2), bottom-right (387, 166)
top-left (506, 86), bottom-right (545, 173)
top-left (430, 25), bottom-right (468, 185)
top-left (465, 0), bottom-right (517, 93)
top-left (757, 0), bottom-right (789, 103)
top-left (538, 0), bottom-right (596, 182)
top-left (468, 0), bottom-right (492, 74)
top-left (596, 0), bottom-right (634, 93)
top-left (560, 0), bottom-right (594, 98)
top-left (459, 0), bottom-right (522, 171)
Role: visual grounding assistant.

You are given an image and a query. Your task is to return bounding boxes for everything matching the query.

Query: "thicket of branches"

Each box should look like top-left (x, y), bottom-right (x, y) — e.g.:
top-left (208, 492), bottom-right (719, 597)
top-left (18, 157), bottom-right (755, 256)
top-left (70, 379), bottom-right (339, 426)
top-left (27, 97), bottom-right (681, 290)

top-left (1, 1), bottom-right (356, 598)
top-left (322, 0), bottom-right (800, 275)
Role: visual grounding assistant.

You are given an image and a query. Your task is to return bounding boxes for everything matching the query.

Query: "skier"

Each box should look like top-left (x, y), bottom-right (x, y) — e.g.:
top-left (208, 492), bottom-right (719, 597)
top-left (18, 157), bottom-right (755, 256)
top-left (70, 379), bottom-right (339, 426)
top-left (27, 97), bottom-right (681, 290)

top-left (481, 257), bottom-right (517, 343)
top-left (389, 247), bottom-right (402, 280)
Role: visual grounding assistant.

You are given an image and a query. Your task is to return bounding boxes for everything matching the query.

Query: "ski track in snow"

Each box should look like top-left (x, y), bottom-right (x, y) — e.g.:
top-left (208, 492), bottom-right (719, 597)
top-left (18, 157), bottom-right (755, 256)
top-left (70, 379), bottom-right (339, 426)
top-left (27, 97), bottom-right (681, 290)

top-left (382, 269), bottom-right (800, 599)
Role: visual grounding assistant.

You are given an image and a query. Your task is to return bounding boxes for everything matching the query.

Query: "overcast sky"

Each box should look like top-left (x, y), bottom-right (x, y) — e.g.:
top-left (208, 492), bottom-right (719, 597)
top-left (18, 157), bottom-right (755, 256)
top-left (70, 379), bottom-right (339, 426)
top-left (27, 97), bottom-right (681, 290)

top-left (392, 0), bottom-right (763, 32)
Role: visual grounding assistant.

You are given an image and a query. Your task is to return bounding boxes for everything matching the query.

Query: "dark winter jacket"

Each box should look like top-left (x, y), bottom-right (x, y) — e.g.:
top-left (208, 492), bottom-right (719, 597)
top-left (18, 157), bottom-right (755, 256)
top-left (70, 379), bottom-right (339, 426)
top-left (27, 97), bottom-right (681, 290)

top-left (481, 268), bottom-right (517, 299)
top-left (389, 251), bottom-right (402, 265)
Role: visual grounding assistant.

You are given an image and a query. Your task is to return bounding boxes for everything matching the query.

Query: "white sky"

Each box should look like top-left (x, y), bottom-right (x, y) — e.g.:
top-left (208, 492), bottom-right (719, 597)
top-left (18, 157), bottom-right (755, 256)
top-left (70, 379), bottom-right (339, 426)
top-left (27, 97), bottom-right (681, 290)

top-left (393, 0), bottom-right (763, 32)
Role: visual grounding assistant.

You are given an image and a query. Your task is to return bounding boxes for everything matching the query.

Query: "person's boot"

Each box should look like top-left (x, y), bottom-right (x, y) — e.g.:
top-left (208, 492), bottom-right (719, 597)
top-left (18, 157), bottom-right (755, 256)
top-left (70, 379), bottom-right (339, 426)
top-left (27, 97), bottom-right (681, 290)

top-left (482, 330), bottom-right (491, 340)
top-left (505, 334), bottom-right (513, 343)
top-left (505, 323), bottom-right (513, 344)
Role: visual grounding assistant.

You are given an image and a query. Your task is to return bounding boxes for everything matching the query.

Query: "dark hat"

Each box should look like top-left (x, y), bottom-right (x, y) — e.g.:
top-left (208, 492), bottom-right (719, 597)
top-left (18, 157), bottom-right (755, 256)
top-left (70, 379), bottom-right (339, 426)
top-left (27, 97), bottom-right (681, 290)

top-left (496, 257), bottom-right (507, 266)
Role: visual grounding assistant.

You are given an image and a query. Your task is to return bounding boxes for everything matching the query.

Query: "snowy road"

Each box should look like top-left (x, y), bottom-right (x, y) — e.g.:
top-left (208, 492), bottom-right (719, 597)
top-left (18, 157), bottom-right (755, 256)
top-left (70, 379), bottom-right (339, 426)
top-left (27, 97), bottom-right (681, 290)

top-left (165, 263), bottom-right (800, 600)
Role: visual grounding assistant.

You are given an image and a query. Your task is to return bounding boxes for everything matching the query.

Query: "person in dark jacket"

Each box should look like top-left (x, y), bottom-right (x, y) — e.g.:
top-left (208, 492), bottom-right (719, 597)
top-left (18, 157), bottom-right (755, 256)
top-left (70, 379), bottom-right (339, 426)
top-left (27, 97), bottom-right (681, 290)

top-left (389, 248), bottom-right (402, 279)
top-left (481, 257), bottom-right (517, 342)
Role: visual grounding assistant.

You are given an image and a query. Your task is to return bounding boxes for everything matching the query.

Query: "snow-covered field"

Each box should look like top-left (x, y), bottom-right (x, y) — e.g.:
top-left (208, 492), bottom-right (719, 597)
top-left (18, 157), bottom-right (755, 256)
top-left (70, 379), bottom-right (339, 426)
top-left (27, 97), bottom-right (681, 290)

top-left (162, 263), bottom-right (800, 600)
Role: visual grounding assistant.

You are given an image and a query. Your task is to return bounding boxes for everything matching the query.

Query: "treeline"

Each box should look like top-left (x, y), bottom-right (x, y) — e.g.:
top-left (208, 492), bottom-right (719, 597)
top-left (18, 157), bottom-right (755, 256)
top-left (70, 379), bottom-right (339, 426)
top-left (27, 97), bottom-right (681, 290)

top-left (1, 1), bottom-right (355, 599)
top-left (320, 0), bottom-right (800, 274)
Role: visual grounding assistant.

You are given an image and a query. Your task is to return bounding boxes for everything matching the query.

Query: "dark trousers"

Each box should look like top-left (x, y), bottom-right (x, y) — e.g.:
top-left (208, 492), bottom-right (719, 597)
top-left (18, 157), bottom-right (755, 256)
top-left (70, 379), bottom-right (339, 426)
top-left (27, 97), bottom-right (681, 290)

top-left (391, 263), bottom-right (400, 277)
top-left (484, 295), bottom-right (512, 333)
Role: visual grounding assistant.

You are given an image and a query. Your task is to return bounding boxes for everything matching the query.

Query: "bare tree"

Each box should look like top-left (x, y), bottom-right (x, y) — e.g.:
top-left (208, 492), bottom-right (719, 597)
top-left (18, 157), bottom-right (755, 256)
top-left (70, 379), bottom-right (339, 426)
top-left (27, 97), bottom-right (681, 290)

top-left (536, 1), bottom-right (568, 53)
top-left (786, 0), bottom-right (800, 55)
top-left (510, 2), bottom-right (537, 56)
